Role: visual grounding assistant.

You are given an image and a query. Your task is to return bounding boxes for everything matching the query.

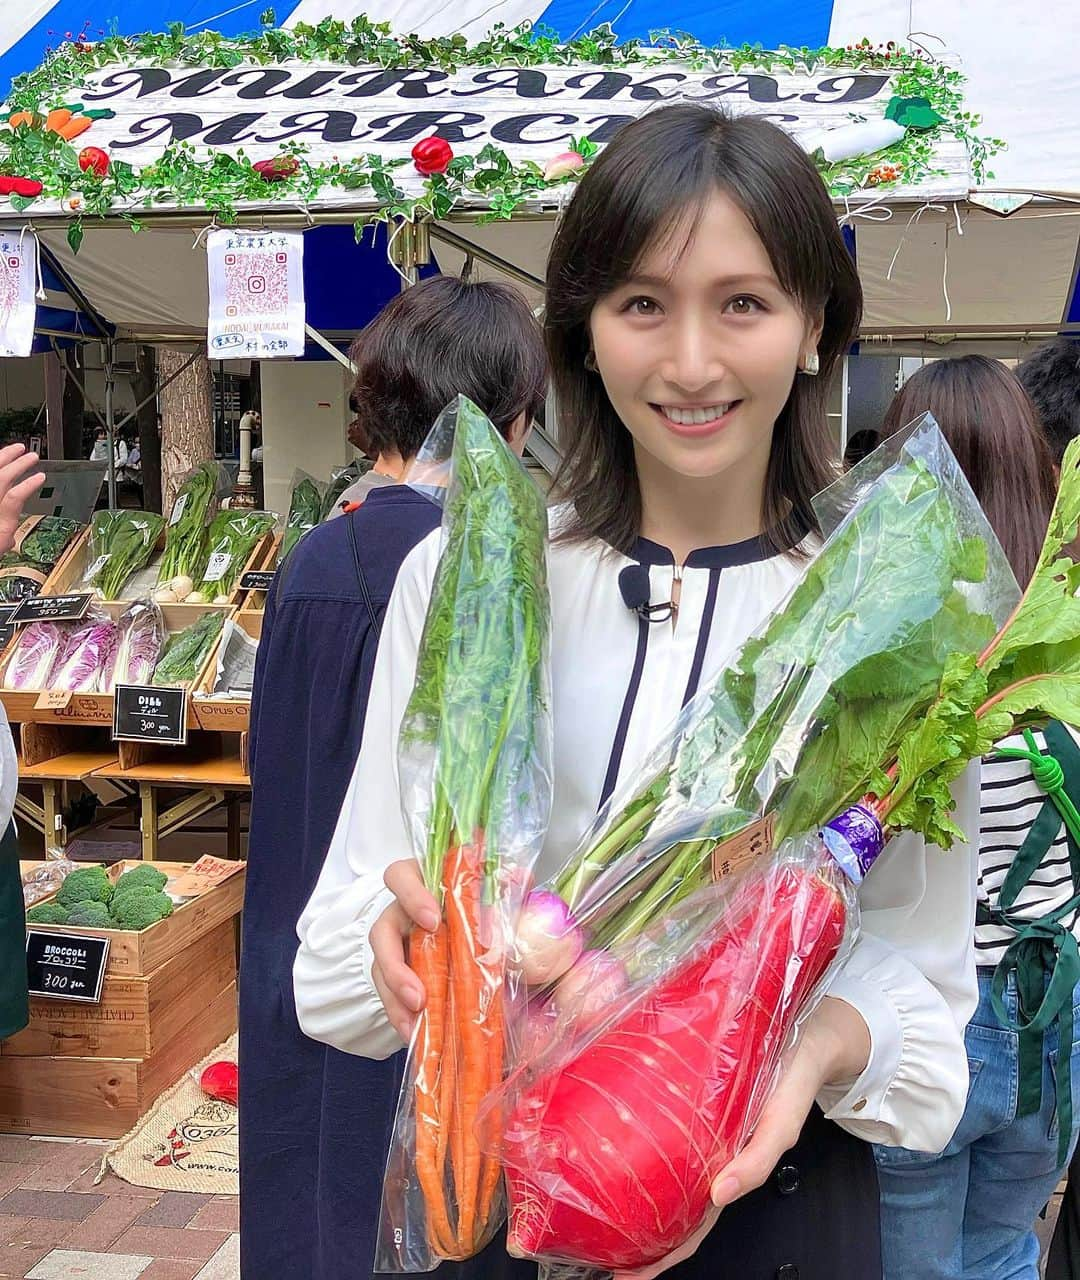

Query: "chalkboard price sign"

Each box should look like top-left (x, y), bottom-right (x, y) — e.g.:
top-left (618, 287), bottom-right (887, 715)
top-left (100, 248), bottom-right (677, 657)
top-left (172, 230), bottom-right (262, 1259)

top-left (26, 930), bottom-right (110, 1003)
top-left (113, 684), bottom-right (188, 745)
top-left (9, 593), bottom-right (93, 625)
top-left (240, 570), bottom-right (276, 592)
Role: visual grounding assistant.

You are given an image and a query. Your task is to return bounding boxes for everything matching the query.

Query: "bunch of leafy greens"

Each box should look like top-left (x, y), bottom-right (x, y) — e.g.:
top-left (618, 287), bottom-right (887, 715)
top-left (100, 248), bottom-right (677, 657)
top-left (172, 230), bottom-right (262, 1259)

top-left (281, 475), bottom-right (325, 562)
top-left (152, 611), bottom-right (224, 688)
top-left (399, 396), bottom-right (550, 893)
top-left (87, 510), bottom-right (167, 601)
top-left (884, 434), bottom-right (1080, 846)
top-left (555, 436), bottom-right (1010, 950)
top-left (157, 462), bottom-right (220, 588)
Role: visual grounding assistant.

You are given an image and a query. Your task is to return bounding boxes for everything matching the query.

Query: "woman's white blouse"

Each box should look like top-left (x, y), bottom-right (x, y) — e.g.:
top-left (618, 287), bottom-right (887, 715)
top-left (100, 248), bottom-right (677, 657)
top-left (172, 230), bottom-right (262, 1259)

top-left (294, 521), bottom-right (980, 1155)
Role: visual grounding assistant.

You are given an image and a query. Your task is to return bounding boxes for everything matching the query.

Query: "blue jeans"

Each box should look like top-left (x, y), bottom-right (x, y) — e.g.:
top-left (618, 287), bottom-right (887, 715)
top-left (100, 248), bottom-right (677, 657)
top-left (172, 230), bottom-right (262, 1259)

top-left (875, 969), bottom-right (1080, 1280)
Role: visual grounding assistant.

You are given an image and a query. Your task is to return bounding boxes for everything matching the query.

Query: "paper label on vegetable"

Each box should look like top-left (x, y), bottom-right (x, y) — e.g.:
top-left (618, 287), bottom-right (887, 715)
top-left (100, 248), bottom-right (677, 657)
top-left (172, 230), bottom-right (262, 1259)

top-left (203, 552), bottom-right (231, 583)
top-left (711, 813), bottom-right (775, 882)
top-left (85, 555), bottom-right (108, 579)
top-left (169, 493), bottom-right (189, 526)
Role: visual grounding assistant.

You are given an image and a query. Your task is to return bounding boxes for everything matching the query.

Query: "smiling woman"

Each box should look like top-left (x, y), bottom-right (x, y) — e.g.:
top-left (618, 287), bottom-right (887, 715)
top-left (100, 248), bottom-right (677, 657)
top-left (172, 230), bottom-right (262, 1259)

top-left (294, 102), bottom-right (979, 1280)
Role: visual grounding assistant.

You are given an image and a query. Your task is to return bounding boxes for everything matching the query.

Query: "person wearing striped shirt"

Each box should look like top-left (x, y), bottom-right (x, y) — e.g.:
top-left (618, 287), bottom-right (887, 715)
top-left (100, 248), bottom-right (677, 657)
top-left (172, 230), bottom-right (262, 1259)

top-left (873, 356), bottom-right (1076, 1280)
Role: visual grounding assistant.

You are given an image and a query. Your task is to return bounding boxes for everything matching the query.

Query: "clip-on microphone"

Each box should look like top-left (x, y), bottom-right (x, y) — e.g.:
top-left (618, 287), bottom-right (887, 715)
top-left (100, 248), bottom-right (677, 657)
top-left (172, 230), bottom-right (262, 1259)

top-left (618, 564), bottom-right (677, 624)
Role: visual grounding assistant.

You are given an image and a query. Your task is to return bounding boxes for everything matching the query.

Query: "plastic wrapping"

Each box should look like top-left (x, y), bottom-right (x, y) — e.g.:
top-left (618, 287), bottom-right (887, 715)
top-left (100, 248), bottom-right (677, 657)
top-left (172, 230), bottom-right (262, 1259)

top-left (495, 828), bottom-right (863, 1277)
top-left (541, 416), bottom-right (1019, 955)
top-left (50, 612), bottom-right (119, 693)
top-left (376, 397), bottom-right (552, 1272)
top-left (280, 470), bottom-right (326, 562)
top-left (0, 517), bottom-right (83, 602)
top-left (84, 509), bottom-right (166, 601)
top-left (3, 621), bottom-right (67, 689)
top-left (106, 600), bottom-right (166, 690)
top-left (191, 509), bottom-right (276, 602)
top-left (22, 854), bottom-right (79, 907)
top-left (155, 461), bottom-right (230, 600)
top-left (320, 459), bottom-right (368, 521)
top-left (152, 612), bottom-right (225, 688)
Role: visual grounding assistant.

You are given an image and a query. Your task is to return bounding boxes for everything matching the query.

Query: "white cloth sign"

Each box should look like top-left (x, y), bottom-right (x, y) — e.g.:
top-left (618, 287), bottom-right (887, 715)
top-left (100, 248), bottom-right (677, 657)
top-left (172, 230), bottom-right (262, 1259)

top-left (206, 228), bottom-right (305, 359)
top-left (0, 229), bottom-right (38, 358)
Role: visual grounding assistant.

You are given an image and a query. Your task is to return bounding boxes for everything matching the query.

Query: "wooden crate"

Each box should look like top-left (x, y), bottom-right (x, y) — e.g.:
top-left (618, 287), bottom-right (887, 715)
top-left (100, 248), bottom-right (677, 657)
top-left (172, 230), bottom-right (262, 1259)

top-left (191, 610), bottom-right (260, 733)
top-left (25, 859), bottom-right (246, 978)
top-left (0, 983), bottom-right (237, 1139)
top-left (237, 532), bottom-right (280, 611)
top-left (43, 527), bottom-right (271, 617)
top-left (3, 919), bottom-right (235, 1059)
top-left (0, 603), bottom-right (233, 728)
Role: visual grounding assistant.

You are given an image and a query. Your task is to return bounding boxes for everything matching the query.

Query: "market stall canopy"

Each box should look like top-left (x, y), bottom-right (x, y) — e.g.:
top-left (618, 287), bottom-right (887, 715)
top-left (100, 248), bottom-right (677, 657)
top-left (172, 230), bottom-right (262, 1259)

top-left (1, 17), bottom-right (1077, 341)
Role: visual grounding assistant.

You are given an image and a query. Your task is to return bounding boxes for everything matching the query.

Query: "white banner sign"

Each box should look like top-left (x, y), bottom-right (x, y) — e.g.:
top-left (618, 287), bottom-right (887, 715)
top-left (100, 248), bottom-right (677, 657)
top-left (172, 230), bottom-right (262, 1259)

top-left (62, 60), bottom-right (968, 204)
top-left (206, 228), bottom-right (305, 359)
top-left (0, 230), bottom-right (37, 358)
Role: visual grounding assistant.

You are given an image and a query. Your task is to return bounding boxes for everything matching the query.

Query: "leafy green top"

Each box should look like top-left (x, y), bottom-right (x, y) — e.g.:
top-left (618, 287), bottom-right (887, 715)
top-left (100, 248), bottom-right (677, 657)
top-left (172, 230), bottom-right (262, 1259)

top-left (400, 397), bottom-right (550, 891)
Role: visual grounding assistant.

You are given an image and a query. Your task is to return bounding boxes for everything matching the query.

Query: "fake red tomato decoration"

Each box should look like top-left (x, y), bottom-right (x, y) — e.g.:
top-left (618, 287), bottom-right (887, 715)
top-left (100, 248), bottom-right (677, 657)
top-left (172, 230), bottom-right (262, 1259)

top-left (78, 146), bottom-right (109, 177)
top-left (200, 1060), bottom-right (238, 1107)
top-left (411, 136), bottom-right (453, 176)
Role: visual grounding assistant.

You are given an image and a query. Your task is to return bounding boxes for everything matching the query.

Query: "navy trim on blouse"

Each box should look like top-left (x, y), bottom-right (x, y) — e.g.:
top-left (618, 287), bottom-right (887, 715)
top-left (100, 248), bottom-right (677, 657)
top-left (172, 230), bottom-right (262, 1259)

top-left (598, 611), bottom-right (651, 810)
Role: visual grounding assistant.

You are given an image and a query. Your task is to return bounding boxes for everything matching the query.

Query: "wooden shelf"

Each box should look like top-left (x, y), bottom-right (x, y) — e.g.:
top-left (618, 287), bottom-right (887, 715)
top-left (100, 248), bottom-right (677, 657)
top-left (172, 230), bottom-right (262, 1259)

top-left (18, 751), bottom-right (120, 782)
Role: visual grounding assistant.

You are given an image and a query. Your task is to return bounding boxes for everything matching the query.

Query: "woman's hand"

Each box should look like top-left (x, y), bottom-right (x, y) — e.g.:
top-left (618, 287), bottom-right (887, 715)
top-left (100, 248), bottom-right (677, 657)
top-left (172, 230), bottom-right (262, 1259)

top-left (0, 444), bottom-right (45, 555)
top-left (614, 996), bottom-right (870, 1280)
top-left (709, 996), bottom-right (870, 1208)
top-left (369, 858), bottom-right (440, 1043)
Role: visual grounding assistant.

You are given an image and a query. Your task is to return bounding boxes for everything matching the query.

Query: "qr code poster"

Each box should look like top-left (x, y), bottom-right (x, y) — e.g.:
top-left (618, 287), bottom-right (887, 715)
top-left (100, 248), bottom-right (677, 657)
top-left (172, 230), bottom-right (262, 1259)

top-left (206, 229), bottom-right (305, 359)
top-left (0, 232), bottom-right (38, 359)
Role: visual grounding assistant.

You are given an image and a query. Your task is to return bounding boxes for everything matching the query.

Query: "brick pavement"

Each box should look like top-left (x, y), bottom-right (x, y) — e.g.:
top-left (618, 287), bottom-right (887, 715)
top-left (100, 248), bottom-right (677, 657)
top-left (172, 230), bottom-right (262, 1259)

top-left (0, 1139), bottom-right (237, 1280)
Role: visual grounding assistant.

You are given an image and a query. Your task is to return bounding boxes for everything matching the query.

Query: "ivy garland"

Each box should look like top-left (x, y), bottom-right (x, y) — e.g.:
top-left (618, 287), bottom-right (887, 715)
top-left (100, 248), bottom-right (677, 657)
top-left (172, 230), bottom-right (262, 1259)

top-left (0, 13), bottom-right (1003, 254)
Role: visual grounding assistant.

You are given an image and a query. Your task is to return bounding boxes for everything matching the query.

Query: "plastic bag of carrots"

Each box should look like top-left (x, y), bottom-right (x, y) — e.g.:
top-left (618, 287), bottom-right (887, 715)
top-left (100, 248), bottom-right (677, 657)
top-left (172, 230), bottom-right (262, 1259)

top-left (375, 396), bottom-right (553, 1272)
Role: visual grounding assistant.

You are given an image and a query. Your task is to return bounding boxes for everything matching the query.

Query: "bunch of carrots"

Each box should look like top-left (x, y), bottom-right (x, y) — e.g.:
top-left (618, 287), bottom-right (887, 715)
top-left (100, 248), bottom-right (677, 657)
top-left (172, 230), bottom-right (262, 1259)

top-left (382, 397), bottom-right (551, 1267)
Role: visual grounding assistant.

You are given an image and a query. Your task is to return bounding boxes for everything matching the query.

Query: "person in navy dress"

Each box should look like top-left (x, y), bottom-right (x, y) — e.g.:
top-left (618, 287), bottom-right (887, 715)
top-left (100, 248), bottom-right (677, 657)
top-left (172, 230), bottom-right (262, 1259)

top-left (239, 275), bottom-right (546, 1280)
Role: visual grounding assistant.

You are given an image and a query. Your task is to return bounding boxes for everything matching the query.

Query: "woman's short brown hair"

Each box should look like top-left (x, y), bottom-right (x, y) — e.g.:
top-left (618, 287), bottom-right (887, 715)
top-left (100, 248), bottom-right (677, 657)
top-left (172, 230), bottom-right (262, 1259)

top-left (349, 276), bottom-right (547, 460)
top-left (881, 356), bottom-right (1057, 585)
top-left (545, 103), bottom-right (862, 554)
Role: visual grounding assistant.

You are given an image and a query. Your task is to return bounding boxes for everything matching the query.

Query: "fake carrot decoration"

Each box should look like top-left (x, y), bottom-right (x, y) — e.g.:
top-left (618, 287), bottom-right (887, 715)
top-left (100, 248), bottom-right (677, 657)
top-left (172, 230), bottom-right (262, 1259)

top-left (375, 396), bottom-right (552, 1272)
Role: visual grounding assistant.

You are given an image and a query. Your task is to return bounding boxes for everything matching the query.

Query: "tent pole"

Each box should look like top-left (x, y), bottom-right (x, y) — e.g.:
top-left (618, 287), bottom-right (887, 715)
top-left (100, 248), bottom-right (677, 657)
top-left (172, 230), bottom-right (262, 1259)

top-left (104, 340), bottom-right (118, 510)
top-left (52, 342), bottom-right (109, 434)
top-left (427, 224), bottom-right (544, 291)
top-left (303, 323), bottom-right (357, 373)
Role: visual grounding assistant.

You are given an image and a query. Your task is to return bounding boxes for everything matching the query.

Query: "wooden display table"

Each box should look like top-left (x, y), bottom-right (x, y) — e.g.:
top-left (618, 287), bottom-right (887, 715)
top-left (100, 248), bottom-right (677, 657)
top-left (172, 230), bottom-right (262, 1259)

top-left (92, 743), bottom-right (250, 861)
top-left (15, 750), bottom-right (122, 847)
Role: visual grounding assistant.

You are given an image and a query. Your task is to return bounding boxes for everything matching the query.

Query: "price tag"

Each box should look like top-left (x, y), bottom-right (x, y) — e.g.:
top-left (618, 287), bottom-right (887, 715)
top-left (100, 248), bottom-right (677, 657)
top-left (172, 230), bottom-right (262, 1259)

top-left (34, 689), bottom-right (73, 711)
top-left (240, 571), bottom-right (276, 592)
top-left (9, 593), bottom-right (93, 625)
top-left (169, 493), bottom-right (189, 526)
top-left (85, 555), bottom-right (108, 579)
top-left (0, 603), bottom-right (15, 650)
top-left (203, 552), bottom-right (232, 583)
top-left (113, 684), bottom-right (188, 745)
top-left (26, 929), bottom-right (110, 1004)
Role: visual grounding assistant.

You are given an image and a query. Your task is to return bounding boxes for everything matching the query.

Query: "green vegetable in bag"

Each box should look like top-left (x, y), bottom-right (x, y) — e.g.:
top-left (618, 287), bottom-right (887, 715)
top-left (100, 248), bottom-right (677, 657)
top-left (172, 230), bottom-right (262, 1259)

top-left (20, 517), bottom-right (82, 567)
top-left (86, 510), bottom-right (166, 601)
top-left (152, 611), bottom-right (225, 687)
top-left (156, 463), bottom-right (220, 599)
top-left (281, 476), bottom-right (324, 562)
top-left (192, 510), bottom-right (275, 603)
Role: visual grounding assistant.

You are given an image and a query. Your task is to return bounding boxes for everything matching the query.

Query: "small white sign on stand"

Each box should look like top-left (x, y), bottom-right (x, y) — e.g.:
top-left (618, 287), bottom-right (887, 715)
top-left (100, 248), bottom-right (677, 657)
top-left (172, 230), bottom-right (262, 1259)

top-left (206, 228), bottom-right (305, 359)
top-left (0, 229), bottom-right (37, 358)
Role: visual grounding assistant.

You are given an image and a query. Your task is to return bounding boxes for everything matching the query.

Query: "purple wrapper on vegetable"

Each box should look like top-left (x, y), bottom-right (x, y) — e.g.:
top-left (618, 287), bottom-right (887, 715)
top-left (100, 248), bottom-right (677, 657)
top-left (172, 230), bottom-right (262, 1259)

top-left (3, 622), bottom-right (66, 689)
top-left (51, 617), bottom-right (119, 693)
top-left (106, 600), bottom-right (165, 691)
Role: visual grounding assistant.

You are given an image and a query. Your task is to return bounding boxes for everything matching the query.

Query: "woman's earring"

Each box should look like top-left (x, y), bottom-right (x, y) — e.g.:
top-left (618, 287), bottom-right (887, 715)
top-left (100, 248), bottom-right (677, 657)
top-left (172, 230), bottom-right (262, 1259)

top-left (801, 352), bottom-right (820, 377)
top-left (584, 350), bottom-right (598, 372)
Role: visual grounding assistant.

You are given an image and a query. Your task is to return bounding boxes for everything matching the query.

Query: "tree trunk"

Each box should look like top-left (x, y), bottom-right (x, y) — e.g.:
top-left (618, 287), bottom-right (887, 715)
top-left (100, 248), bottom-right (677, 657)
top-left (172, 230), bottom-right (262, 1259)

top-left (62, 358), bottom-right (86, 461)
top-left (159, 348), bottom-right (213, 512)
top-left (134, 345), bottom-right (162, 514)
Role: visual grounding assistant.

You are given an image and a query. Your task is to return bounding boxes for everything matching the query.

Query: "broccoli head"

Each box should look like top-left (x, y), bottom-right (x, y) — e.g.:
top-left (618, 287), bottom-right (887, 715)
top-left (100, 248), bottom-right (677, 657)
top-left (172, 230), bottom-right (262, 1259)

top-left (66, 901), bottom-right (113, 929)
top-left (114, 865), bottom-right (168, 896)
top-left (111, 883), bottom-right (158, 911)
top-left (56, 866), bottom-right (114, 909)
top-left (25, 901), bottom-right (70, 925)
top-left (111, 890), bottom-right (174, 931)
